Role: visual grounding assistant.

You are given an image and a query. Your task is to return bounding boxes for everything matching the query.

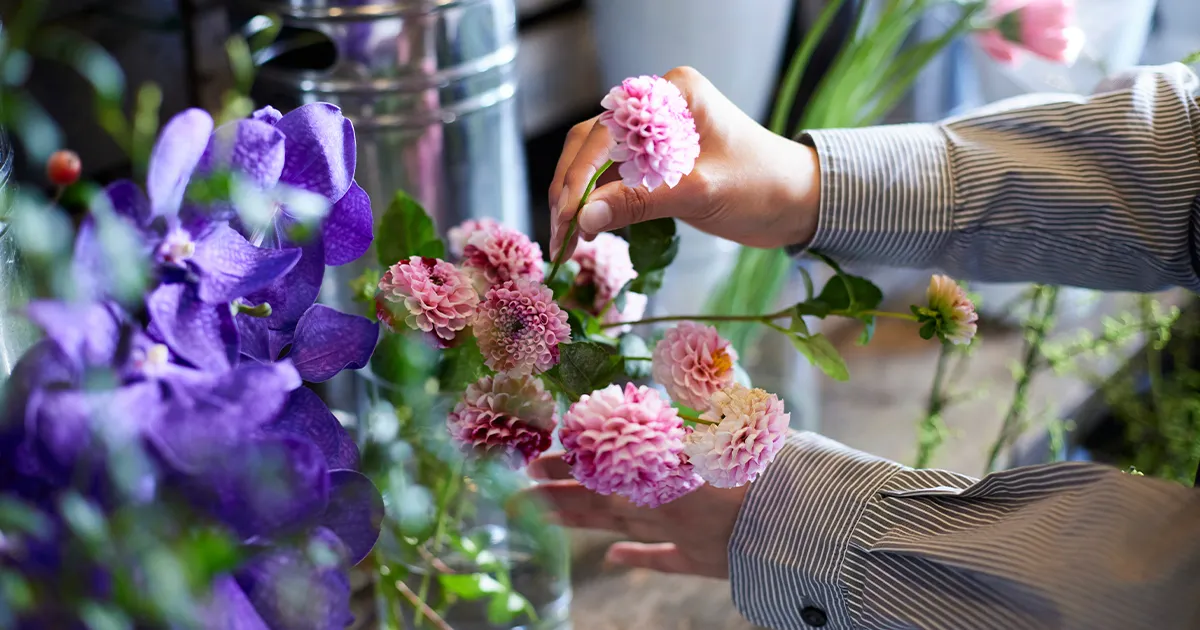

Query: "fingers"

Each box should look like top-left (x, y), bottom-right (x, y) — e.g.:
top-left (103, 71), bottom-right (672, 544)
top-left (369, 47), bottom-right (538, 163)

top-left (604, 542), bottom-right (692, 575)
top-left (527, 453), bottom-right (572, 481)
top-left (577, 176), bottom-right (695, 235)
top-left (550, 120), bottom-right (615, 260)
top-left (524, 481), bottom-right (630, 532)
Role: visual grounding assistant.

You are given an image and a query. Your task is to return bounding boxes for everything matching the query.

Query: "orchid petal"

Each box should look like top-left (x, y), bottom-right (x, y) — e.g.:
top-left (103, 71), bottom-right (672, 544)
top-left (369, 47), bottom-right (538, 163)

top-left (146, 284), bottom-right (239, 371)
top-left (322, 182), bottom-right (373, 266)
top-left (191, 223), bottom-right (302, 304)
top-left (265, 387), bottom-right (359, 470)
top-left (197, 576), bottom-right (271, 630)
top-left (317, 470), bottom-right (383, 565)
top-left (289, 305), bottom-right (379, 383)
top-left (199, 119), bottom-right (287, 190)
top-left (275, 104), bottom-right (356, 202)
top-left (147, 108), bottom-right (214, 218)
top-left (24, 301), bottom-right (123, 368)
top-left (235, 528), bottom-right (353, 630)
top-left (245, 234), bottom-right (324, 331)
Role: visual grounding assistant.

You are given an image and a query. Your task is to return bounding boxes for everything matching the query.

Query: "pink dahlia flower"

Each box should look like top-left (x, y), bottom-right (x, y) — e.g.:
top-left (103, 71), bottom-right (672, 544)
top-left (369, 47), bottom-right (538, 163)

top-left (683, 384), bottom-right (790, 488)
top-left (976, 0), bottom-right (1082, 66)
top-left (461, 225), bottom-right (545, 288)
top-left (599, 75), bottom-right (701, 191)
top-left (447, 217), bottom-right (502, 259)
top-left (560, 383), bottom-right (702, 508)
top-left (473, 279), bottom-right (570, 375)
top-left (376, 256), bottom-right (479, 344)
top-left (927, 275), bottom-right (978, 345)
top-left (651, 322), bottom-right (738, 410)
top-left (569, 232), bottom-right (647, 331)
top-left (447, 373), bottom-right (557, 467)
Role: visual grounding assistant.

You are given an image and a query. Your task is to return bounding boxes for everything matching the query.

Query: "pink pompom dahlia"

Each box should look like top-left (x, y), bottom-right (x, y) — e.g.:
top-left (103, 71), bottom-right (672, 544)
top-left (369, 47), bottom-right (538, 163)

top-left (927, 275), bottom-right (978, 345)
top-left (683, 384), bottom-right (790, 488)
top-left (560, 383), bottom-right (702, 508)
top-left (461, 225), bottom-right (545, 288)
top-left (651, 322), bottom-right (738, 410)
top-left (599, 75), bottom-right (701, 191)
top-left (447, 217), bottom-right (502, 259)
top-left (376, 256), bottom-right (479, 344)
top-left (568, 232), bottom-right (647, 330)
top-left (976, 0), bottom-right (1082, 66)
top-left (448, 373), bottom-right (557, 467)
top-left (472, 279), bottom-right (570, 375)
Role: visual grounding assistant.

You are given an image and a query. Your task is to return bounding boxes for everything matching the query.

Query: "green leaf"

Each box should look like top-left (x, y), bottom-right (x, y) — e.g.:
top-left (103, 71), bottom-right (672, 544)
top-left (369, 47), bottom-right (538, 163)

top-left (857, 315), bottom-right (877, 345)
top-left (376, 190), bottom-right (445, 267)
top-left (613, 280), bottom-right (633, 312)
top-left (789, 314), bottom-right (810, 336)
top-left (547, 260), bottom-right (580, 301)
top-left (546, 341), bottom-right (622, 399)
top-left (792, 299), bottom-right (831, 319)
top-left (438, 336), bottom-right (489, 392)
top-left (1182, 50), bottom-right (1200, 66)
top-left (439, 573), bottom-right (504, 600)
top-left (626, 218), bottom-right (679, 295)
top-left (788, 333), bottom-right (849, 381)
top-left (619, 334), bottom-right (652, 380)
top-left (0, 498), bottom-right (49, 536)
top-left (567, 309), bottom-right (600, 342)
top-left (919, 320), bottom-right (937, 340)
top-left (487, 592), bottom-right (530, 625)
top-left (629, 268), bottom-right (666, 295)
top-left (817, 273), bottom-right (883, 314)
top-left (350, 268), bottom-right (381, 303)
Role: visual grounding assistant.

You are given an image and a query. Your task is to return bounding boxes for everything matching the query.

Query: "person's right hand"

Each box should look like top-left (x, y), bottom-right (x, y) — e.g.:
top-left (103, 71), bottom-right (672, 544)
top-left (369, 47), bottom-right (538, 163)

top-left (548, 66), bottom-right (822, 260)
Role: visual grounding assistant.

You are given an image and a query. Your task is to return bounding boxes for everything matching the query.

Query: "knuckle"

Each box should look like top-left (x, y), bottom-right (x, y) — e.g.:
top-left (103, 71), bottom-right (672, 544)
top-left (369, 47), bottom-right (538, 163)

top-left (665, 65), bottom-right (701, 85)
top-left (567, 121), bottom-right (591, 143)
top-left (621, 185), bottom-right (651, 225)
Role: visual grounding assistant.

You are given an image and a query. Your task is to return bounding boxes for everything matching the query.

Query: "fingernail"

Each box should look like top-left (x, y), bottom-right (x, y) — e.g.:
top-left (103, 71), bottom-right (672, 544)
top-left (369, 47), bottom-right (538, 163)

top-left (579, 201), bottom-right (612, 234)
top-left (555, 189), bottom-right (570, 218)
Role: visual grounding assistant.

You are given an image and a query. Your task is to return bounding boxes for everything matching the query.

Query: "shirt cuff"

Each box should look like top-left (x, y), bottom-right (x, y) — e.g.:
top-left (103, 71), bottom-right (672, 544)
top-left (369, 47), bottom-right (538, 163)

top-left (728, 432), bottom-right (902, 630)
top-left (787, 124), bottom-right (956, 269)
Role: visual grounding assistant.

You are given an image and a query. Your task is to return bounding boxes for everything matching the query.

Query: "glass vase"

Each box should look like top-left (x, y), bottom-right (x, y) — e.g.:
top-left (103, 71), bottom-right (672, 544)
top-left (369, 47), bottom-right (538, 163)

top-left (340, 333), bottom-right (571, 630)
top-left (0, 131), bottom-right (37, 380)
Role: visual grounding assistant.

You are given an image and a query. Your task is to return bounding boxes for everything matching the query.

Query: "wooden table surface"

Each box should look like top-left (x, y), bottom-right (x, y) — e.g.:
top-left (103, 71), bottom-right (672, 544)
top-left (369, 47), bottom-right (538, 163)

top-left (568, 531), bottom-right (760, 630)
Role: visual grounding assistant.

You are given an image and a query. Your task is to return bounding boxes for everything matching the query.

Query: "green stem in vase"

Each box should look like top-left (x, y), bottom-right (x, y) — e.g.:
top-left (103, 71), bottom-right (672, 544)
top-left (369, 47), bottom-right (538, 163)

top-left (414, 470), bottom-right (461, 628)
top-left (548, 159), bottom-right (614, 280)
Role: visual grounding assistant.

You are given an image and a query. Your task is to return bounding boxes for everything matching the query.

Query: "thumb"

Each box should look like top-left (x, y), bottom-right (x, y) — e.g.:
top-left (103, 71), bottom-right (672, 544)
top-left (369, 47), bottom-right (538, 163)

top-left (604, 542), bottom-right (692, 575)
top-left (578, 179), bottom-right (686, 235)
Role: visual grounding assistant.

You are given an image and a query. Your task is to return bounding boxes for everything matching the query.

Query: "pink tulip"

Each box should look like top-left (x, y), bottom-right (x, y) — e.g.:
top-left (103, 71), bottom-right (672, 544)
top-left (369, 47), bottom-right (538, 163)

top-left (976, 0), bottom-right (1083, 66)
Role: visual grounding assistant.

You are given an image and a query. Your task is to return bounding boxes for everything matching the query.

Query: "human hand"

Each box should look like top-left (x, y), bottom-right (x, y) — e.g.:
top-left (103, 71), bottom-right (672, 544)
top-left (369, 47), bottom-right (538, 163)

top-left (548, 66), bottom-right (821, 259)
top-left (523, 453), bottom-right (748, 579)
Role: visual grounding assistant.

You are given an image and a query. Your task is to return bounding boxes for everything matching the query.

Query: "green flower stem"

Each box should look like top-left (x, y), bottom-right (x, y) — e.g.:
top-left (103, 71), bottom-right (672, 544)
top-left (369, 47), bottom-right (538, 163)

top-left (602, 307), bottom-right (918, 330)
top-left (984, 285), bottom-right (1059, 475)
top-left (622, 356), bottom-right (653, 362)
top-left (548, 159), bottom-right (614, 280)
top-left (414, 472), bottom-right (460, 628)
top-left (679, 412), bottom-right (717, 426)
top-left (860, 309), bottom-right (920, 322)
top-left (913, 341), bottom-right (953, 469)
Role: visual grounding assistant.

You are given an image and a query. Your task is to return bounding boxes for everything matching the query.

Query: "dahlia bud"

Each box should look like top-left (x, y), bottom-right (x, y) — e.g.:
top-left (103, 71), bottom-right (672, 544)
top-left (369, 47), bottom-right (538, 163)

top-left (47, 150), bottom-right (82, 187)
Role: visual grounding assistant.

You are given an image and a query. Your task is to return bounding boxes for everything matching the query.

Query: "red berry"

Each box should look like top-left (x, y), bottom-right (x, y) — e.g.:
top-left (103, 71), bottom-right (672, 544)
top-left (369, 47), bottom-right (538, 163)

top-left (47, 150), bottom-right (82, 187)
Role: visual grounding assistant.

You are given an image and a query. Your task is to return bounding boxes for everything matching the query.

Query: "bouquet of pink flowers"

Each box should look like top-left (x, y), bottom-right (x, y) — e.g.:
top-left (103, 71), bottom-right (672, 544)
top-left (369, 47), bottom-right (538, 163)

top-left (373, 76), bottom-right (977, 510)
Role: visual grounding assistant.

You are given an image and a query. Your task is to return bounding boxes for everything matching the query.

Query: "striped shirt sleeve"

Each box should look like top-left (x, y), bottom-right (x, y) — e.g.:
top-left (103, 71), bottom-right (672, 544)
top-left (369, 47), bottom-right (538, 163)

top-left (728, 433), bottom-right (1200, 630)
top-left (796, 63), bottom-right (1200, 292)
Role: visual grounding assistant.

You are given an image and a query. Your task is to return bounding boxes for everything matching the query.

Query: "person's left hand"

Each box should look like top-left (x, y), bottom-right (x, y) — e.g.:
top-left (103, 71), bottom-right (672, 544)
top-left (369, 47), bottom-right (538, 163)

top-left (522, 453), bottom-right (748, 579)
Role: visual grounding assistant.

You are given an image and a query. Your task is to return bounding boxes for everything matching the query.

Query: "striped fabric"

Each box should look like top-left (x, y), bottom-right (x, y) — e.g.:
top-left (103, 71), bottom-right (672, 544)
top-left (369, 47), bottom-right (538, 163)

top-left (731, 63), bottom-right (1200, 630)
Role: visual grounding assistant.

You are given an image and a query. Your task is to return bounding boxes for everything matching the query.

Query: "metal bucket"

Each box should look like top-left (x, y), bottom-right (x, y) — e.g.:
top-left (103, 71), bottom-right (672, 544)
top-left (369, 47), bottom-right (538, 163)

top-left (0, 131), bottom-right (37, 379)
top-left (249, 0), bottom-right (530, 239)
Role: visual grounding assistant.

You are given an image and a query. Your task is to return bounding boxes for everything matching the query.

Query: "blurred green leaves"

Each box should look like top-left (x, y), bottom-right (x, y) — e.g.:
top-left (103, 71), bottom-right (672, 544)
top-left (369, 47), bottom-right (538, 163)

top-left (626, 217), bottom-right (678, 296)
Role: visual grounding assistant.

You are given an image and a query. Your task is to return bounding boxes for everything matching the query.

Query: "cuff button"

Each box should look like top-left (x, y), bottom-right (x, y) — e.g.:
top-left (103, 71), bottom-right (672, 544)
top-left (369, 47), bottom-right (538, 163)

top-left (800, 606), bottom-right (828, 627)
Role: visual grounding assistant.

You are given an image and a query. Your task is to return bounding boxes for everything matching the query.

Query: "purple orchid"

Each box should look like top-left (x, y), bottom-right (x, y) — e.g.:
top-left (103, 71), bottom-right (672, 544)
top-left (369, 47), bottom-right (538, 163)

top-left (2, 300), bottom-right (384, 628)
top-left (235, 103), bottom-right (374, 332)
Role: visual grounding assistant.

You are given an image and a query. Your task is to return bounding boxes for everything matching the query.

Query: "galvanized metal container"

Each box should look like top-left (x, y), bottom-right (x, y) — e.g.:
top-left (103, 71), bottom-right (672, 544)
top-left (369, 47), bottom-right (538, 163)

top-left (0, 131), bottom-right (37, 379)
top-left (250, 0), bottom-right (530, 238)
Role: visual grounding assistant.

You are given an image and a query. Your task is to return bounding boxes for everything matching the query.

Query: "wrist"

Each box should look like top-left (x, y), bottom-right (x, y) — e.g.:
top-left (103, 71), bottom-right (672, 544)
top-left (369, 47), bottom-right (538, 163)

top-left (772, 136), bottom-right (821, 248)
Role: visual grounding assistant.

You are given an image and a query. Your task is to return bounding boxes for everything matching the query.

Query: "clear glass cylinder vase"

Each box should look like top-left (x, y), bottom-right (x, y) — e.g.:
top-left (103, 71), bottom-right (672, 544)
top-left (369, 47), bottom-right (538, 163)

top-left (340, 341), bottom-right (571, 630)
top-left (0, 131), bottom-right (37, 380)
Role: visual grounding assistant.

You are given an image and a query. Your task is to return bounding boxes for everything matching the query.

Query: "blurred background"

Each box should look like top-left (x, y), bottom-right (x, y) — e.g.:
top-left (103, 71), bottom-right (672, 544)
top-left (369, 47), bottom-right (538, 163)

top-left (5, 0), bottom-right (1200, 627)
